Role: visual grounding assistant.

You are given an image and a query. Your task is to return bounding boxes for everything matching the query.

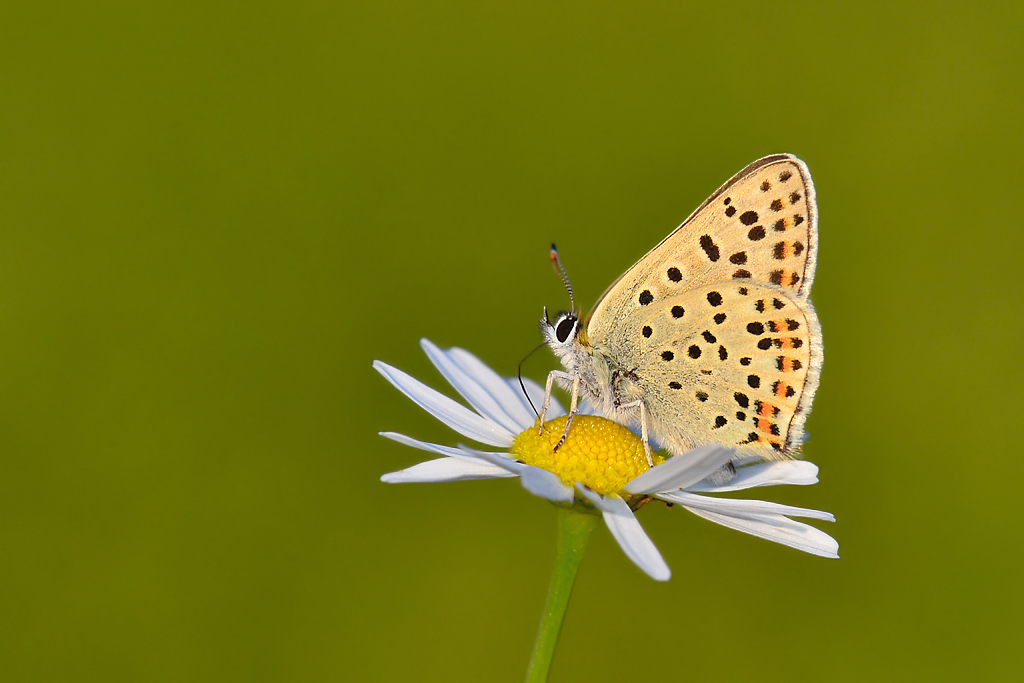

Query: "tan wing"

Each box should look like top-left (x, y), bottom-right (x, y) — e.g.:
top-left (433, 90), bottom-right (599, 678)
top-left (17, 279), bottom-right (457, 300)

top-left (599, 281), bottom-right (821, 460)
top-left (587, 155), bottom-right (817, 344)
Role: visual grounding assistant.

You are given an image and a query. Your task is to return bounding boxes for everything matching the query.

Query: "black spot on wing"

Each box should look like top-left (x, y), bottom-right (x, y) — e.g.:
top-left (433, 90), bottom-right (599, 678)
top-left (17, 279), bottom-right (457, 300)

top-left (699, 235), bottom-right (720, 262)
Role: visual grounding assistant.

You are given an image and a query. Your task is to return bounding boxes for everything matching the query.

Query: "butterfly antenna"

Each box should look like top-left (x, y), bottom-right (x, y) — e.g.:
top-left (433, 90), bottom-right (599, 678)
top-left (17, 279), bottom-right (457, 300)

top-left (549, 243), bottom-right (576, 313)
top-left (518, 342), bottom-right (547, 416)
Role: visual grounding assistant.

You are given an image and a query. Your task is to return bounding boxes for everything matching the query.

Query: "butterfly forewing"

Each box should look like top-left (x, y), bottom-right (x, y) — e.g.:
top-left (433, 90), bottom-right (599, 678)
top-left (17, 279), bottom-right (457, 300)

top-left (613, 281), bottom-right (821, 459)
top-left (587, 155), bottom-right (817, 344)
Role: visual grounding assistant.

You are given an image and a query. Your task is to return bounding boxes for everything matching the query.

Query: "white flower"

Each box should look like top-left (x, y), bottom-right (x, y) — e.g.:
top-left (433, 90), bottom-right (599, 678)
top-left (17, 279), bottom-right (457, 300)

top-left (375, 339), bottom-right (838, 581)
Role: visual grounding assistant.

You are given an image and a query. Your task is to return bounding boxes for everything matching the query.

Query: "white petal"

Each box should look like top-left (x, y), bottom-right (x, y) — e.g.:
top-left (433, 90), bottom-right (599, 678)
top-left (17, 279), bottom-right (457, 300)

top-left (686, 460), bottom-right (820, 492)
top-left (381, 431), bottom-right (506, 463)
top-left (623, 444), bottom-right (736, 495)
top-left (421, 340), bottom-right (528, 434)
top-left (373, 361), bottom-right (515, 447)
top-left (682, 506), bottom-right (840, 558)
top-left (574, 483), bottom-right (613, 512)
top-left (501, 375), bottom-right (601, 420)
top-left (520, 466), bottom-right (575, 503)
top-left (438, 342), bottom-right (556, 426)
top-left (657, 490), bottom-right (835, 522)
top-left (576, 485), bottom-right (671, 581)
top-left (456, 446), bottom-right (529, 475)
top-left (381, 457), bottom-right (516, 483)
top-left (511, 376), bottom-right (567, 419)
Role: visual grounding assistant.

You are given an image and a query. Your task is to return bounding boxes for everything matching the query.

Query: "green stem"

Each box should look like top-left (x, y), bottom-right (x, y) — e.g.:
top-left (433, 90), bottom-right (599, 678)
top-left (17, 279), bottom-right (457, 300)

top-left (524, 506), bottom-right (598, 683)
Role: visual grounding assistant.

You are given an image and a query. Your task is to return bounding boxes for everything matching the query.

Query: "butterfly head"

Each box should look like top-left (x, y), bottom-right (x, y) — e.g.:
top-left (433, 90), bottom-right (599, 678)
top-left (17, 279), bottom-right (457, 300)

top-left (540, 307), bottom-right (583, 360)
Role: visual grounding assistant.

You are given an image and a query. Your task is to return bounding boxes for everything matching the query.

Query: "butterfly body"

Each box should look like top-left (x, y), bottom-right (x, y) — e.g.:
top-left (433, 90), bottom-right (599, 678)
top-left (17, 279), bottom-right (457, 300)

top-left (541, 155), bottom-right (822, 465)
top-left (542, 324), bottom-right (643, 426)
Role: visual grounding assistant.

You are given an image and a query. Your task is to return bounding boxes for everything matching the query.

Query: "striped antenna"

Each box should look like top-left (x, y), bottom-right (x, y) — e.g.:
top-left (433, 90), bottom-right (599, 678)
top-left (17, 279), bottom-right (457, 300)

top-left (549, 243), bottom-right (575, 313)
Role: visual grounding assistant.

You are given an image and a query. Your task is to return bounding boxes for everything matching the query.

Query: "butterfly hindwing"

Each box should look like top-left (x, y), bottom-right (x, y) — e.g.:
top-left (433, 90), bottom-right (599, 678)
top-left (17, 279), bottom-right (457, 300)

top-left (587, 155), bottom-right (817, 344)
top-left (617, 281), bottom-right (821, 460)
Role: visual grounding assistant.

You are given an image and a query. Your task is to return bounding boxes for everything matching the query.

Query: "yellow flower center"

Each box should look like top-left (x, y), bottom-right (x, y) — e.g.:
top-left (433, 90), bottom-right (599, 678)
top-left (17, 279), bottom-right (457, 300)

top-left (510, 415), bottom-right (664, 495)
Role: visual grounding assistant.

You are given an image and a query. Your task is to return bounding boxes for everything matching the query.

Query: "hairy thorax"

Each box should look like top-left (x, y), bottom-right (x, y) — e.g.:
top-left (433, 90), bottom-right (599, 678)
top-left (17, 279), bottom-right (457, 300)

top-left (557, 342), bottom-right (645, 426)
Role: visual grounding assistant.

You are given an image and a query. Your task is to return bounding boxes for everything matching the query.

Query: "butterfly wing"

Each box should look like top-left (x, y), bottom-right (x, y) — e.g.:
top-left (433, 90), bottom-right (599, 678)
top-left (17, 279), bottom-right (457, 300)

top-left (600, 281), bottom-right (821, 459)
top-left (587, 155), bottom-right (817, 343)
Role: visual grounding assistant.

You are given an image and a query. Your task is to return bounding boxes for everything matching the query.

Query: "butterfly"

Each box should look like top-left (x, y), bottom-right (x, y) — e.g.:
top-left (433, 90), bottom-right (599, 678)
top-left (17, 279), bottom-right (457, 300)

top-left (539, 154), bottom-right (822, 469)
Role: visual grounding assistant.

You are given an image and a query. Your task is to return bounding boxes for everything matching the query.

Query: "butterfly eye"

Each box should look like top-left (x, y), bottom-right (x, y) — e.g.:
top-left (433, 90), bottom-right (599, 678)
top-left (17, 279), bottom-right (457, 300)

top-left (557, 317), bottom-right (581, 344)
top-left (555, 315), bottom-right (577, 343)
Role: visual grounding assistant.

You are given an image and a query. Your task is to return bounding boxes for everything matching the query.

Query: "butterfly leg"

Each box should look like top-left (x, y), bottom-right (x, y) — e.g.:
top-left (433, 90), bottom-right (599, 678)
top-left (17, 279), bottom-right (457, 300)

top-left (617, 399), bottom-right (653, 467)
top-left (553, 373), bottom-right (581, 452)
top-left (539, 370), bottom-right (576, 435)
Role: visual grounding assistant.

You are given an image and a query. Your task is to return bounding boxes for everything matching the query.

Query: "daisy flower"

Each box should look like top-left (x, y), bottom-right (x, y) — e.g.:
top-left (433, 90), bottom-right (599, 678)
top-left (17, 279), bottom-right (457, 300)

top-left (375, 339), bottom-right (838, 581)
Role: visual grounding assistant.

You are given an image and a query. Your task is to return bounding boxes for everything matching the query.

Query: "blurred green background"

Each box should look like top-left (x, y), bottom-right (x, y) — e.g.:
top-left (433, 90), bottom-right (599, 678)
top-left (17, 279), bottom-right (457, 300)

top-left (3, 1), bottom-right (1022, 681)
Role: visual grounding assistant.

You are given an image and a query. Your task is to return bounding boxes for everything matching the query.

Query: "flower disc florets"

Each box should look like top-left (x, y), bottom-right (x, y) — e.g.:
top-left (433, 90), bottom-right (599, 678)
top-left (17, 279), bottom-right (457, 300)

top-left (511, 416), bottom-right (665, 495)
